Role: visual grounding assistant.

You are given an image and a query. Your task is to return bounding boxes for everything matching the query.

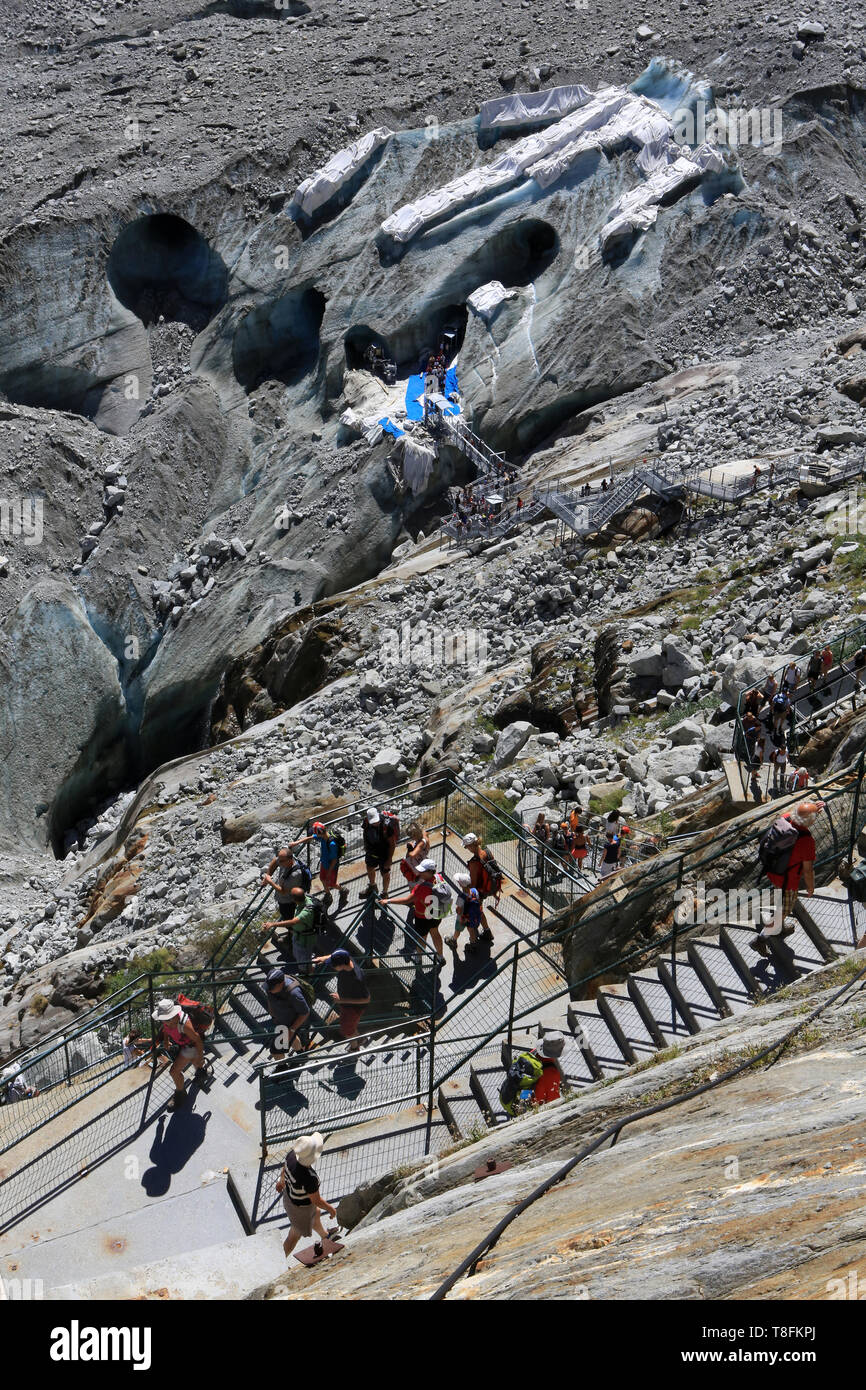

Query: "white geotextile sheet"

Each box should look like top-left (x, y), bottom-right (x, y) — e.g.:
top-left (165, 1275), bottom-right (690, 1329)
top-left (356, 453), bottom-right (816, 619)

top-left (600, 146), bottom-right (724, 249)
top-left (400, 437), bottom-right (437, 494)
top-left (479, 85), bottom-right (593, 130)
top-left (467, 280), bottom-right (518, 319)
top-left (381, 88), bottom-right (691, 242)
top-left (293, 127), bottom-right (392, 216)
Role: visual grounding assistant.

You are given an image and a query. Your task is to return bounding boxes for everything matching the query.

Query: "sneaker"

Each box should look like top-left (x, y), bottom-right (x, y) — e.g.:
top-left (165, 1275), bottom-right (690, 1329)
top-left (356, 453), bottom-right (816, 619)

top-left (480, 927), bottom-right (494, 943)
top-left (167, 1089), bottom-right (188, 1112)
top-left (749, 935), bottom-right (769, 957)
top-left (321, 890), bottom-right (333, 908)
top-left (360, 884), bottom-right (376, 898)
top-left (337, 886), bottom-right (350, 908)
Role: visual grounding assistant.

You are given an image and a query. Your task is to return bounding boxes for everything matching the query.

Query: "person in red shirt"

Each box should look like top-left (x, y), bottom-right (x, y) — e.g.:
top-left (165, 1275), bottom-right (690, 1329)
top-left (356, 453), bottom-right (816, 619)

top-left (380, 859), bottom-right (445, 965)
top-left (766, 800), bottom-right (825, 915)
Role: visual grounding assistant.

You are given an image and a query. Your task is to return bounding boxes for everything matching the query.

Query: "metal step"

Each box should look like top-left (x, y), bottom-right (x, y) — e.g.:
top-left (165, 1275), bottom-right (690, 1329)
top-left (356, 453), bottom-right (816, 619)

top-left (629, 971), bottom-right (694, 1041)
top-left (660, 954), bottom-right (724, 1028)
top-left (537, 1026), bottom-right (598, 1086)
top-left (687, 939), bottom-right (752, 1013)
top-left (719, 924), bottom-right (772, 996)
top-left (597, 991), bottom-right (656, 1062)
top-left (469, 1066), bottom-right (499, 1125)
top-left (795, 894), bottom-right (858, 954)
top-left (568, 1002), bottom-right (628, 1076)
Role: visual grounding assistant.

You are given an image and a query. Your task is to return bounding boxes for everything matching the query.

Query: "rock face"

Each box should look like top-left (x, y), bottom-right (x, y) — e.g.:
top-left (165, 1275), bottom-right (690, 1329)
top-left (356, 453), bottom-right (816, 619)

top-left (493, 721), bottom-right (538, 768)
top-left (254, 964), bottom-right (866, 1301)
top-left (0, 581), bottom-right (127, 853)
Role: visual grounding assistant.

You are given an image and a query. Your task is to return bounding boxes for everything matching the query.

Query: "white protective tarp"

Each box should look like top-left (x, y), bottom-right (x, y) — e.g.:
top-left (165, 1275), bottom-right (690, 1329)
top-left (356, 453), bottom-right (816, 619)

top-left (600, 144), bottom-right (725, 251)
top-left (479, 84), bottom-right (593, 131)
top-left (381, 88), bottom-right (626, 243)
top-left (293, 127), bottom-right (392, 217)
top-left (467, 280), bottom-right (518, 320)
top-left (382, 83), bottom-right (726, 248)
top-left (400, 437), bottom-right (437, 495)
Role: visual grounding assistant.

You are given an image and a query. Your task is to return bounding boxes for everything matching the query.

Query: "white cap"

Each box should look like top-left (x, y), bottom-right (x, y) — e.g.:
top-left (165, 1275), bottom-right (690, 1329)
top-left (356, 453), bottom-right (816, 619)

top-left (462, 833), bottom-right (479, 847)
top-left (366, 806), bottom-right (380, 824)
top-left (455, 872), bottom-right (471, 886)
top-left (418, 858), bottom-right (437, 873)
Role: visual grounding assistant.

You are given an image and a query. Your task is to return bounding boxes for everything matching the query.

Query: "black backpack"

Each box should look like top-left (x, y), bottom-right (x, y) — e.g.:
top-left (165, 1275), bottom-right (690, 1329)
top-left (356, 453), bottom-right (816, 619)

top-left (310, 896), bottom-right (330, 929)
top-left (757, 817), bottom-right (801, 876)
top-left (296, 859), bottom-right (313, 892)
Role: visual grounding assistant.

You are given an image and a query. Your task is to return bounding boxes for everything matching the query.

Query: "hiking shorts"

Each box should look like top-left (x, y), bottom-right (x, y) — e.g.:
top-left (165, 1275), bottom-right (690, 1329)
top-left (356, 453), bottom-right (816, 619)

top-left (365, 851), bottom-right (388, 871)
top-left (319, 864), bottom-right (338, 889)
top-left (282, 1195), bottom-right (315, 1237)
top-left (338, 1004), bottom-right (366, 1038)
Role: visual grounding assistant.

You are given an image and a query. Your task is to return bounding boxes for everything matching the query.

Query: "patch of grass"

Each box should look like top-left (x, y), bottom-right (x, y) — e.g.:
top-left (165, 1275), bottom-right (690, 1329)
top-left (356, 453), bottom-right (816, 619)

top-left (28, 993), bottom-right (50, 1017)
top-left (449, 789), bottom-right (523, 846)
top-left (632, 1042), bottom-right (684, 1074)
top-left (103, 947), bottom-right (178, 999)
top-left (679, 615), bottom-right (701, 630)
top-left (440, 1120), bottom-right (490, 1157)
top-left (589, 787), bottom-right (626, 817)
top-left (182, 918), bottom-right (247, 969)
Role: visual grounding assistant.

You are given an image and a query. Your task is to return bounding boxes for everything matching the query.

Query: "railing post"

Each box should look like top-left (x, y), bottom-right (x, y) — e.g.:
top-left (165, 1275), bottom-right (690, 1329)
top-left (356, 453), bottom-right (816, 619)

top-left (507, 943), bottom-right (519, 1051)
top-left (147, 975), bottom-right (157, 1071)
top-left (849, 751), bottom-right (865, 862)
top-left (538, 849), bottom-right (546, 929)
top-left (442, 784), bottom-right (450, 871)
top-left (425, 1019), bottom-right (436, 1154)
top-left (260, 1070), bottom-right (268, 1160)
top-left (63, 1039), bottom-right (71, 1088)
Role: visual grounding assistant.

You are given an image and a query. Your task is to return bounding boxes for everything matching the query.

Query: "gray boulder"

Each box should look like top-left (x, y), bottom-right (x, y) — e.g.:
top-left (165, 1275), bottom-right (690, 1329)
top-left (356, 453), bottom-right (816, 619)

top-left (494, 721), bottom-right (538, 768)
top-left (646, 745), bottom-right (705, 785)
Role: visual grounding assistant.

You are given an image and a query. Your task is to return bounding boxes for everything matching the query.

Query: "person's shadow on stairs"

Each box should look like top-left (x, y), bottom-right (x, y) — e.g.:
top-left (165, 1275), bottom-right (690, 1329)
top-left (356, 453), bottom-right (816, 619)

top-left (140, 1108), bottom-right (212, 1197)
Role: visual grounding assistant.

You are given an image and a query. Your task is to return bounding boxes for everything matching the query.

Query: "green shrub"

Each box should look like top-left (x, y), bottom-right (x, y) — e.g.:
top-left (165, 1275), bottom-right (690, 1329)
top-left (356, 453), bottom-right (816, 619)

top-left (102, 947), bottom-right (178, 999)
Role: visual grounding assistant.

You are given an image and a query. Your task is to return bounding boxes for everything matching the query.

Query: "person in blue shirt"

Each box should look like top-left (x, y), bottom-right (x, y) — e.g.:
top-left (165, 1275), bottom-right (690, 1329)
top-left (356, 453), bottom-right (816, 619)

top-left (290, 821), bottom-right (348, 908)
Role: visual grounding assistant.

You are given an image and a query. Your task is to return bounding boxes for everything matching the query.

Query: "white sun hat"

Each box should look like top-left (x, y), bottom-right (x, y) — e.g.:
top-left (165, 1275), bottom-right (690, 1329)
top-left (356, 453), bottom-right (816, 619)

top-left (294, 1132), bottom-right (325, 1166)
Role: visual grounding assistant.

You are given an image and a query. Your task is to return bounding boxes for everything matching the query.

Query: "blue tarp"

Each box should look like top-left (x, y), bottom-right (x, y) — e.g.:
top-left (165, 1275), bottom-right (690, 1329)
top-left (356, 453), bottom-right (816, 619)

top-left (405, 366), bottom-right (462, 421)
top-left (405, 373), bottom-right (425, 421)
top-left (379, 416), bottom-right (405, 438)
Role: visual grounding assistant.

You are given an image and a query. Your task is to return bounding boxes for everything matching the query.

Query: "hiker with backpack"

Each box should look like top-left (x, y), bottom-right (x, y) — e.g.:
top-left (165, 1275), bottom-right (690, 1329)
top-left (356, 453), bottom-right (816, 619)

top-left (262, 848), bottom-right (312, 955)
top-left (446, 877), bottom-right (484, 960)
top-left (758, 799), bottom-right (826, 917)
top-left (312, 948), bottom-right (370, 1051)
top-left (787, 766), bottom-right (810, 793)
top-left (781, 661), bottom-right (801, 696)
top-left (265, 966), bottom-right (312, 1057)
top-left (151, 997), bottom-right (210, 1112)
top-left (275, 1131), bottom-right (338, 1259)
top-left (462, 832), bottom-right (501, 937)
top-left (264, 886), bottom-right (323, 973)
top-left (380, 858), bottom-right (449, 965)
top-left (771, 686), bottom-right (791, 735)
top-left (361, 806), bottom-right (399, 899)
top-left (806, 649), bottom-right (823, 694)
top-left (769, 730), bottom-right (788, 795)
top-left (289, 822), bottom-right (346, 905)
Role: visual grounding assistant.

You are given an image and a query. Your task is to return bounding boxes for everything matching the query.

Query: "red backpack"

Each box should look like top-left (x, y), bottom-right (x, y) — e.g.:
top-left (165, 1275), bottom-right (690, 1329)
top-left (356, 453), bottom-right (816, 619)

top-left (177, 993), bottom-right (214, 1037)
top-left (477, 849), bottom-right (503, 901)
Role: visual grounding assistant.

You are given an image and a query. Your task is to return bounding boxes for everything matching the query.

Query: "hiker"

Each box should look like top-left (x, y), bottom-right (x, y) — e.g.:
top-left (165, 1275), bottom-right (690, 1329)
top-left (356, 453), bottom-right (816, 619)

top-left (742, 710), bottom-right (762, 764)
top-left (598, 831), bottom-right (621, 880)
top-left (806, 648), bottom-right (823, 694)
top-left (570, 819), bottom-right (589, 866)
top-left (556, 821), bottom-right (575, 859)
top-left (264, 887), bottom-right (321, 973)
top-left (760, 799), bottom-right (825, 917)
top-left (361, 806), bottom-right (398, 898)
top-left (265, 966), bottom-right (312, 1057)
top-left (122, 1031), bottom-right (153, 1067)
top-left (2, 1070), bottom-right (39, 1104)
top-left (499, 1049), bottom-right (545, 1117)
top-left (847, 646), bottom-right (866, 708)
top-left (781, 661), bottom-right (801, 696)
top-left (788, 765), bottom-right (810, 793)
top-left (743, 687), bottom-right (763, 719)
top-left (759, 674), bottom-right (777, 712)
top-left (531, 811), bottom-right (550, 876)
top-left (313, 948), bottom-right (370, 1051)
top-left (820, 643), bottom-right (834, 680)
top-left (151, 998), bottom-right (208, 1112)
top-left (771, 686), bottom-right (791, 735)
top-left (400, 826), bottom-right (431, 883)
top-left (275, 1132), bottom-right (338, 1259)
top-left (262, 848), bottom-right (312, 955)
top-left (380, 858), bottom-right (449, 965)
top-left (289, 822), bottom-right (345, 904)
top-left (770, 732), bottom-right (788, 795)
top-left (462, 832), bottom-right (500, 935)
top-left (446, 871), bottom-right (480, 958)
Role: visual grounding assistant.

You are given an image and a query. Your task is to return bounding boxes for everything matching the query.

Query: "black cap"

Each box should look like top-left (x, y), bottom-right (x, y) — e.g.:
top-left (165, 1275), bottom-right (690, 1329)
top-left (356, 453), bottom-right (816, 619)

top-left (266, 968), bottom-right (285, 990)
